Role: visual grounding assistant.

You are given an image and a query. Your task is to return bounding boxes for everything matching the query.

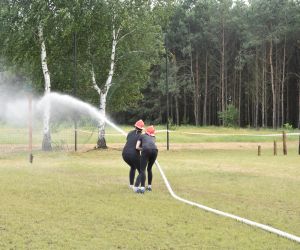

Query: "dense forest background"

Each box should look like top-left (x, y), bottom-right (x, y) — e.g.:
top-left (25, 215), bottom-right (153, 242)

top-left (1, 0), bottom-right (300, 129)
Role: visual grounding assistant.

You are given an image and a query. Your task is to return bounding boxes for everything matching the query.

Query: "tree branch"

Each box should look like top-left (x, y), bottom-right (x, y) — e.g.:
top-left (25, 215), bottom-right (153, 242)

top-left (91, 66), bottom-right (101, 95)
top-left (116, 29), bottom-right (136, 45)
top-left (117, 50), bottom-right (146, 61)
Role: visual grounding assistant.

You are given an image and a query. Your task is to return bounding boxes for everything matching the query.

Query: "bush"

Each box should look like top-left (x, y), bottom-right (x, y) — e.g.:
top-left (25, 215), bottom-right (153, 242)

top-left (168, 118), bottom-right (177, 130)
top-left (283, 123), bottom-right (293, 130)
top-left (218, 104), bottom-right (239, 127)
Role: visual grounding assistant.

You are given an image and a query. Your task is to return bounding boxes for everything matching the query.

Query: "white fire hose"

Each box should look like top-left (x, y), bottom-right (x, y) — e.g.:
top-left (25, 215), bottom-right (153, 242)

top-left (42, 93), bottom-right (299, 243)
top-left (154, 160), bottom-right (300, 244)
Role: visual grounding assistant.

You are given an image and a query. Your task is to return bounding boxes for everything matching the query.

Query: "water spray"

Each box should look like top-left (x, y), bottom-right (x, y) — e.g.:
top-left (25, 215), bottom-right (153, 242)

top-left (37, 92), bottom-right (127, 137)
top-left (37, 92), bottom-right (300, 244)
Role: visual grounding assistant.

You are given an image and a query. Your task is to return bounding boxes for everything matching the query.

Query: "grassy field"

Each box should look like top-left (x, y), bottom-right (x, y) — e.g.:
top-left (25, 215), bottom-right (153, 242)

top-left (0, 143), bottom-right (299, 249)
top-left (0, 125), bottom-right (299, 149)
top-left (45, 125), bottom-right (300, 144)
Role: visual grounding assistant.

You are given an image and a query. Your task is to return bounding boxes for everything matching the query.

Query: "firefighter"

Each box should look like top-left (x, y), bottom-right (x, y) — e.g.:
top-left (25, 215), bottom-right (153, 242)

top-left (133, 125), bottom-right (158, 193)
top-left (122, 119), bottom-right (144, 188)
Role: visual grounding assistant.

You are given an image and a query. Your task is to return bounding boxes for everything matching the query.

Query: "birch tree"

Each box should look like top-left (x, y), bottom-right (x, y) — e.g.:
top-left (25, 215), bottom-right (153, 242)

top-left (38, 23), bottom-right (52, 150)
top-left (91, 19), bottom-right (117, 149)
top-left (0, 0), bottom-right (56, 150)
top-left (90, 0), bottom-right (160, 148)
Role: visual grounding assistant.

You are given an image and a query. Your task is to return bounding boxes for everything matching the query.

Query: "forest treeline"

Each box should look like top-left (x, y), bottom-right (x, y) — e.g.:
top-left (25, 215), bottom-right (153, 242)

top-left (136, 0), bottom-right (300, 129)
top-left (1, 0), bottom-right (300, 130)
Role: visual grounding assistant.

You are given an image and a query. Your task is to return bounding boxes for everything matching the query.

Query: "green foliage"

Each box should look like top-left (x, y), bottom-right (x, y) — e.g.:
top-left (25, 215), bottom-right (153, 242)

top-left (218, 104), bottom-right (239, 127)
top-left (283, 123), bottom-right (293, 130)
top-left (1, 0), bottom-right (300, 128)
top-left (0, 0), bottom-right (162, 106)
top-left (107, 81), bottom-right (143, 112)
top-left (168, 118), bottom-right (177, 130)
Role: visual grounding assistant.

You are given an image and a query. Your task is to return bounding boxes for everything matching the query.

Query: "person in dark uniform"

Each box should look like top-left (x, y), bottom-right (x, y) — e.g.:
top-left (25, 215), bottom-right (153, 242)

top-left (133, 125), bottom-right (158, 193)
top-left (122, 120), bottom-right (144, 189)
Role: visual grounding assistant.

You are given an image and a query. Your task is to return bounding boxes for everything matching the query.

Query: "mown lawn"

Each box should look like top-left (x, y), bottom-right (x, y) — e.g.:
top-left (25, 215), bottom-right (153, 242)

top-left (0, 146), bottom-right (299, 249)
top-left (0, 125), bottom-right (299, 146)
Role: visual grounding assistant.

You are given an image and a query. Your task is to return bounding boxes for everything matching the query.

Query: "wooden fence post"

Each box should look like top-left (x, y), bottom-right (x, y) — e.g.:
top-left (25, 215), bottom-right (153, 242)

top-left (273, 140), bottom-right (277, 156)
top-left (282, 131), bottom-right (287, 155)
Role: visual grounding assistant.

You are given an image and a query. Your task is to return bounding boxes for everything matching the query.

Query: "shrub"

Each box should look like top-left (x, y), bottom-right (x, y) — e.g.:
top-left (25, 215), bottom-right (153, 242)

top-left (283, 123), bottom-right (293, 130)
top-left (218, 104), bottom-right (239, 127)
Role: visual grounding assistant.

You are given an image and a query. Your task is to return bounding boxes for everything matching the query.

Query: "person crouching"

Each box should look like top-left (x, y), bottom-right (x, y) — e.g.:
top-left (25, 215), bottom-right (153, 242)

top-left (133, 125), bottom-right (158, 194)
top-left (122, 119), bottom-right (144, 189)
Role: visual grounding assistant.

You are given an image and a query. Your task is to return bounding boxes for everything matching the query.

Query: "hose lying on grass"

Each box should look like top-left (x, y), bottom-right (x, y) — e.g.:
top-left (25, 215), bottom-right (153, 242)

top-left (115, 122), bottom-right (299, 243)
top-left (154, 160), bottom-right (300, 244)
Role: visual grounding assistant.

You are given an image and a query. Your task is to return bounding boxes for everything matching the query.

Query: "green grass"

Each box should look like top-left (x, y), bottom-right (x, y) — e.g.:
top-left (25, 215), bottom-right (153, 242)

top-left (1, 125), bottom-right (299, 146)
top-left (155, 125), bottom-right (300, 143)
top-left (0, 147), bottom-right (299, 249)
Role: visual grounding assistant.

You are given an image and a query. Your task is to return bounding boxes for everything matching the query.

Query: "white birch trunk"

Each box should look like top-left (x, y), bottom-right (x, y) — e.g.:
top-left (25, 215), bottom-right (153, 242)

top-left (92, 24), bottom-right (118, 148)
top-left (97, 91), bottom-right (108, 148)
top-left (38, 23), bottom-right (52, 151)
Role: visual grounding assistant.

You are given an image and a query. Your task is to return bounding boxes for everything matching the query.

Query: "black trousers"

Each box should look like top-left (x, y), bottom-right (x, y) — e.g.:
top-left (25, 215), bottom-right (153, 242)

top-left (134, 149), bottom-right (158, 188)
top-left (122, 152), bottom-right (140, 185)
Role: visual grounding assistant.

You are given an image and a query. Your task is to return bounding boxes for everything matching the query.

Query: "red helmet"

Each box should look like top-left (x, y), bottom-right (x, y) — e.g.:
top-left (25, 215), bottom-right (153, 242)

top-left (146, 125), bottom-right (155, 136)
top-left (134, 119), bottom-right (144, 130)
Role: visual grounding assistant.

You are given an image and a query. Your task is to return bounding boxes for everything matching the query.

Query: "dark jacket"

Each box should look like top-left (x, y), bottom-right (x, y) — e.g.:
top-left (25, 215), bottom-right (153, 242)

top-left (122, 130), bottom-right (141, 155)
top-left (138, 134), bottom-right (157, 151)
